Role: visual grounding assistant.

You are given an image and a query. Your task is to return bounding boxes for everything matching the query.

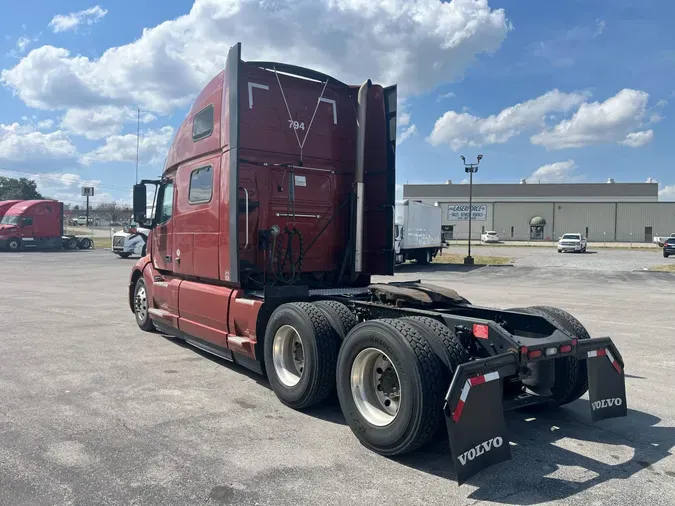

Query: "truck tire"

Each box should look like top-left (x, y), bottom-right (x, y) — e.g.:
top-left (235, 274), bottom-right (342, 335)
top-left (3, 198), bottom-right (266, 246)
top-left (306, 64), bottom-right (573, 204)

top-left (313, 300), bottom-right (358, 340)
top-left (66, 238), bottom-right (78, 250)
top-left (509, 306), bottom-right (590, 407)
top-left (133, 278), bottom-right (155, 332)
top-left (264, 302), bottom-right (341, 410)
top-left (336, 318), bottom-right (444, 456)
top-left (7, 238), bottom-right (21, 251)
top-left (664, 252), bottom-right (669, 258)
top-left (78, 238), bottom-right (92, 249)
top-left (117, 252), bottom-right (132, 259)
top-left (417, 250), bottom-right (431, 265)
top-left (402, 316), bottom-right (470, 379)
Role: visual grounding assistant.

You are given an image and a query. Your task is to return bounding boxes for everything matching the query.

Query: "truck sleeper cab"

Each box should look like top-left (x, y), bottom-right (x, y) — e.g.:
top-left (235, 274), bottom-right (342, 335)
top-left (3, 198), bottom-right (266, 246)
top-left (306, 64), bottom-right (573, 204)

top-left (129, 42), bottom-right (627, 484)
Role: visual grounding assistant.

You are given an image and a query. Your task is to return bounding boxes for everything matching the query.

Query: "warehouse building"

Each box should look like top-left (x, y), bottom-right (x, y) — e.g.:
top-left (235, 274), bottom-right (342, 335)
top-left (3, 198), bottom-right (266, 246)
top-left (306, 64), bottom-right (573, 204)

top-left (403, 180), bottom-right (675, 243)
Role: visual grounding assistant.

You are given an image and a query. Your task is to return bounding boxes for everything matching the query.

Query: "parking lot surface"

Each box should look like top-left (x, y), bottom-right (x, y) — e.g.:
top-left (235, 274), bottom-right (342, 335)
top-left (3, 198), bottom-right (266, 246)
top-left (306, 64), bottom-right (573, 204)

top-left (0, 250), bottom-right (674, 505)
top-left (442, 244), bottom-right (669, 272)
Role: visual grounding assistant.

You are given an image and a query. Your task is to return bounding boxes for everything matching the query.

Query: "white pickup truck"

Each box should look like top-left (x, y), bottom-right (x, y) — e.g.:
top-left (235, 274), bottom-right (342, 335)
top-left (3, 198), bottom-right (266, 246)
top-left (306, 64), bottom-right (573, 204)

top-left (557, 233), bottom-right (588, 253)
top-left (653, 233), bottom-right (675, 247)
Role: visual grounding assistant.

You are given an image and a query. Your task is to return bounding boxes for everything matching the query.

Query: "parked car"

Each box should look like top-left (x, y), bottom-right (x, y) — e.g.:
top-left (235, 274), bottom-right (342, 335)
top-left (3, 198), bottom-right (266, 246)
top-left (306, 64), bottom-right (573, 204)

top-left (557, 233), bottom-right (587, 253)
top-left (664, 237), bottom-right (675, 258)
top-left (481, 230), bottom-right (499, 243)
top-left (654, 233), bottom-right (675, 247)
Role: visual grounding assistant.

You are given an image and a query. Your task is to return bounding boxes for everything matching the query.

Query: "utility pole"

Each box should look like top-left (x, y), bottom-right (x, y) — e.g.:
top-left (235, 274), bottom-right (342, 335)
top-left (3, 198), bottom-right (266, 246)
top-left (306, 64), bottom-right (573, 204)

top-left (460, 154), bottom-right (483, 265)
top-left (136, 108), bottom-right (140, 184)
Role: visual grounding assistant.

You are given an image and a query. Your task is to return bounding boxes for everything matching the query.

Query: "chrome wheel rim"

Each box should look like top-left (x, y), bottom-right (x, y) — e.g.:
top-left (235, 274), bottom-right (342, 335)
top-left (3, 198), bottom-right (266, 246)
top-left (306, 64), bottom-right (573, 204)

top-left (135, 285), bottom-right (148, 323)
top-left (272, 325), bottom-right (305, 387)
top-left (351, 348), bottom-right (401, 426)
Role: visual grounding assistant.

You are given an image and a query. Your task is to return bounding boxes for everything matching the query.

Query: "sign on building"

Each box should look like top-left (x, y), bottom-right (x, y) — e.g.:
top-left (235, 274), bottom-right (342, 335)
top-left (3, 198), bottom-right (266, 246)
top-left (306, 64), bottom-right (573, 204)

top-left (81, 187), bottom-right (95, 197)
top-left (447, 204), bottom-right (487, 221)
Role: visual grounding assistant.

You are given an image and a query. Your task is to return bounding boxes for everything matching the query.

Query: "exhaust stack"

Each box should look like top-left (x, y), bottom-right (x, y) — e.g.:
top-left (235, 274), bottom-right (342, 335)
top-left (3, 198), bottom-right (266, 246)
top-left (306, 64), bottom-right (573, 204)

top-left (354, 79), bottom-right (372, 275)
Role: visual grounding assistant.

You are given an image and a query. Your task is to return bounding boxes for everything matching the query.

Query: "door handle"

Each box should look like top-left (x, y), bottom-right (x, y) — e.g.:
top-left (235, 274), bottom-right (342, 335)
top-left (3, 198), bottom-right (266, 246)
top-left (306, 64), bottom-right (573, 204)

top-left (239, 186), bottom-right (249, 248)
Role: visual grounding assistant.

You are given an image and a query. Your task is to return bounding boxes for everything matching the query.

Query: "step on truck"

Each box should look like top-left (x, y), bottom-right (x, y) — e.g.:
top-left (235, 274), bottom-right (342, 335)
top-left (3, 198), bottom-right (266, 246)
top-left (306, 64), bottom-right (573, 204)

top-left (0, 200), bottom-right (94, 251)
top-left (128, 42), bottom-right (627, 484)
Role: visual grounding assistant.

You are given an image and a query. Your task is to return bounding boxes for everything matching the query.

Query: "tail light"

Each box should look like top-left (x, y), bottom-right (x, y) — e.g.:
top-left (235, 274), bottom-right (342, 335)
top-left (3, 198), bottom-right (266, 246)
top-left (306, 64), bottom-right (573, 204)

top-left (560, 344), bottom-right (572, 353)
top-left (472, 324), bottom-right (489, 340)
top-left (528, 350), bottom-right (542, 360)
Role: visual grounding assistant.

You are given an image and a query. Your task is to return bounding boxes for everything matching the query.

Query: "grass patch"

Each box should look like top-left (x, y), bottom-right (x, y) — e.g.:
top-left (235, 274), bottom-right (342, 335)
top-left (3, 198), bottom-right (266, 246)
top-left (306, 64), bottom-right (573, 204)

top-left (92, 237), bottom-right (112, 249)
top-left (435, 252), bottom-right (512, 265)
top-left (649, 264), bottom-right (675, 272)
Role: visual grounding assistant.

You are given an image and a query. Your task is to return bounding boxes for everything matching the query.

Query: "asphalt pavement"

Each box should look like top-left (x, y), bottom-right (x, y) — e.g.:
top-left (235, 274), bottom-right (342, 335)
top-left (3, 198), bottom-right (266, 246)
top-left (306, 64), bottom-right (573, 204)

top-left (0, 250), bottom-right (673, 505)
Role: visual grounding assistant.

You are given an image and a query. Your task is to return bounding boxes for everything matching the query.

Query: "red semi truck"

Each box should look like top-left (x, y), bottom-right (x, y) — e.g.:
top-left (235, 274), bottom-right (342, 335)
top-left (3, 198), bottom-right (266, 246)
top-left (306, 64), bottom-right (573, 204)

top-left (128, 43), bottom-right (627, 483)
top-left (0, 200), bottom-right (22, 219)
top-left (0, 200), bottom-right (93, 251)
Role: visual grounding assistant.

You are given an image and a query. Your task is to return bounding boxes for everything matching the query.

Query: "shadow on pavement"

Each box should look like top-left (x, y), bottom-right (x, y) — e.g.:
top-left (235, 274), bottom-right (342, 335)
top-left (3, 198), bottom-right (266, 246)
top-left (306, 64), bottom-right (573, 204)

top-left (395, 263), bottom-right (513, 274)
top-left (395, 404), bottom-right (674, 504)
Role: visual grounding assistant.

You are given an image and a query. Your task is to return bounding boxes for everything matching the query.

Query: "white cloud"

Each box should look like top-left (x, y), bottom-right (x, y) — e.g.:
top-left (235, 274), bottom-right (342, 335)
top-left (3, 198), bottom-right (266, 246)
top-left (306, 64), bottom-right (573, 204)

top-left (646, 177), bottom-right (657, 183)
top-left (531, 89), bottom-right (654, 150)
top-left (436, 91), bottom-right (455, 101)
top-left (527, 159), bottom-right (584, 183)
top-left (62, 106), bottom-right (156, 140)
top-left (48, 6), bottom-right (108, 33)
top-left (620, 129), bottom-right (654, 148)
top-left (6, 35), bottom-right (39, 58)
top-left (0, 123), bottom-right (77, 164)
top-left (4, 0), bottom-right (510, 115)
top-left (37, 119), bottom-right (55, 130)
top-left (427, 89), bottom-right (588, 150)
top-left (595, 18), bottom-right (606, 36)
top-left (80, 126), bottom-right (174, 166)
top-left (398, 125), bottom-right (418, 144)
top-left (0, 168), bottom-right (111, 204)
top-left (659, 185), bottom-right (675, 201)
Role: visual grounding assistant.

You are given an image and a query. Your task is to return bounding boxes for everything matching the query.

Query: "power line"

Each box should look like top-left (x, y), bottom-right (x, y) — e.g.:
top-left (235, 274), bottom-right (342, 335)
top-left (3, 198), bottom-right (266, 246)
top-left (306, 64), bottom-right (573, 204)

top-left (0, 167), bottom-right (131, 192)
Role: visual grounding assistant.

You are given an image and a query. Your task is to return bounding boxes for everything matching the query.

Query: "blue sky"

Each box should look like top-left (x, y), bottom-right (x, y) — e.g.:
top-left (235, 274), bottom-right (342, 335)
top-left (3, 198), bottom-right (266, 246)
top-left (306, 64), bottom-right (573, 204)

top-left (1, 0), bottom-right (674, 207)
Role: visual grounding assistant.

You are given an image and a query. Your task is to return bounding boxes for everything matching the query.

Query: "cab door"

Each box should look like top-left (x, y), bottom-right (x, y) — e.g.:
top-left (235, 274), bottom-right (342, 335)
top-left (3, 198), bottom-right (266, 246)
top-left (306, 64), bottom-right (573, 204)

top-left (152, 180), bottom-right (175, 272)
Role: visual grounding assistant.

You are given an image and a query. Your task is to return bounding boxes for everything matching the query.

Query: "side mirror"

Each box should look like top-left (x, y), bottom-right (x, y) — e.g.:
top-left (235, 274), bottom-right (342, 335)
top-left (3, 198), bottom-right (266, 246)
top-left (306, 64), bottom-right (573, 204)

top-left (133, 184), bottom-right (147, 224)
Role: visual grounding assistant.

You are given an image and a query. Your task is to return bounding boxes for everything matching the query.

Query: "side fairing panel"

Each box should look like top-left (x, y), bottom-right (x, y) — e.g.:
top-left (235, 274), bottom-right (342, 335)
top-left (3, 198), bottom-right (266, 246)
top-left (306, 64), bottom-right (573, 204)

top-left (363, 85), bottom-right (396, 276)
top-left (220, 43), bottom-right (241, 284)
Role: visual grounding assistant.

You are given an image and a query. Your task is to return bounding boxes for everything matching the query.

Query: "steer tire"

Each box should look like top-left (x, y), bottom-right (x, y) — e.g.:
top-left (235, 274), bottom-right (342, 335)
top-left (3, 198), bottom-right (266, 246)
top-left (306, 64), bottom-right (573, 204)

top-left (336, 318), bottom-right (444, 456)
top-left (510, 306), bottom-right (591, 408)
top-left (313, 300), bottom-right (358, 340)
top-left (7, 238), bottom-right (21, 251)
top-left (264, 302), bottom-right (341, 410)
top-left (133, 278), bottom-right (155, 332)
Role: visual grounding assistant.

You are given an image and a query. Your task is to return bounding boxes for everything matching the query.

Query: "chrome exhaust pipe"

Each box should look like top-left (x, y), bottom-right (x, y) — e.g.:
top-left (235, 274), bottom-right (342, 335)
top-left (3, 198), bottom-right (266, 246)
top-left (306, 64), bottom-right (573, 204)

top-left (354, 79), bottom-right (371, 275)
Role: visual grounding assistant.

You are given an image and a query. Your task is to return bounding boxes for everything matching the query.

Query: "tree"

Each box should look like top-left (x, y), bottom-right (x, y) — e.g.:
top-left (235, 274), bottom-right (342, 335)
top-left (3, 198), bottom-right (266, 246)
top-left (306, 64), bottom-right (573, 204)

top-left (0, 177), bottom-right (44, 200)
top-left (95, 202), bottom-right (131, 222)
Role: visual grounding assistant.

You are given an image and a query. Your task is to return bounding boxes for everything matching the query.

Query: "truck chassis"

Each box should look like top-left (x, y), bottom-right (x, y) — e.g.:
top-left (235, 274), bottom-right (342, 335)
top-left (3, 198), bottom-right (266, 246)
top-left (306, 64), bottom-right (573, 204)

top-left (130, 276), bottom-right (626, 484)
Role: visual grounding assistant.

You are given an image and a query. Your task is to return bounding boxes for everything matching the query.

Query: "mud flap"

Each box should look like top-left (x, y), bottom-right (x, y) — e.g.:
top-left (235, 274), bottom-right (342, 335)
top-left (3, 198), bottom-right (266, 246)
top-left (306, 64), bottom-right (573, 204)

top-left (444, 353), bottom-right (518, 485)
top-left (584, 342), bottom-right (627, 422)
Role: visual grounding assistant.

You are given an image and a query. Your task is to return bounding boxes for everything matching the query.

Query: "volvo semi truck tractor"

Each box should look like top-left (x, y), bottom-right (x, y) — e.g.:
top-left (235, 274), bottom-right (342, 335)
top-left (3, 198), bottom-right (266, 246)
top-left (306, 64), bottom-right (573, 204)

top-left (128, 42), bottom-right (627, 484)
top-left (0, 200), bottom-right (93, 251)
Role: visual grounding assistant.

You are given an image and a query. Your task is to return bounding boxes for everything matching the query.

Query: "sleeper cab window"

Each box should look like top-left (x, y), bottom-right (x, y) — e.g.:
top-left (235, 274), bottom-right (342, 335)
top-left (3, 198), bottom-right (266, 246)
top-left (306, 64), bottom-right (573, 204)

top-left (192, 104), bottom-right (214, 142)
top-left (189, 166), bottom-right (213, 204)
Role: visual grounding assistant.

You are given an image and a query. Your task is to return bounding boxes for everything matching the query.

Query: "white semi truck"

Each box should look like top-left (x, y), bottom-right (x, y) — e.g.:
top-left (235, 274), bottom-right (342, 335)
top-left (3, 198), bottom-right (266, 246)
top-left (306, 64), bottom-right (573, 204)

top-left (394, 199), bottom-right (442, 265)
top-left (111, 206), bottom-right (153, 258)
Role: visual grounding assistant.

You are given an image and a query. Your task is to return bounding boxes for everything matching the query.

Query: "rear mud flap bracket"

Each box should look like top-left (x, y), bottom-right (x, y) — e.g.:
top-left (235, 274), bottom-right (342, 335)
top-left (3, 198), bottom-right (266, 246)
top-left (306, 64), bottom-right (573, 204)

top-left (444, 353), bottom-right (518, 485)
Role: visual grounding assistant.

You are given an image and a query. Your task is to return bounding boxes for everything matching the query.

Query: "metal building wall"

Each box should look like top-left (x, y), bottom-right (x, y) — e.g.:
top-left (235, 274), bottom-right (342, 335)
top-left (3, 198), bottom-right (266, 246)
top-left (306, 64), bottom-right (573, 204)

top-left (493, 203), bottom-right (554, 240)
top-left (553, 203), bottom-right (616, 241)
top-left (616, 203), bottom-right (675, 242)
top-left (441, 202), bottom-right (494, 240)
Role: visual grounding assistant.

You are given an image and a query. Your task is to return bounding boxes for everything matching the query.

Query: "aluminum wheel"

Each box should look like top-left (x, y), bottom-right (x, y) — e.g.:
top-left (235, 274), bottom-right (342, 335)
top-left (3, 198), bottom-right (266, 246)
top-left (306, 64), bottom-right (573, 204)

top-left (135, 285), bottom-right (148, 323)
top-left (350, 348), bottom-right (401, 426)
top-left (272, 325), bottom-right (305, 387)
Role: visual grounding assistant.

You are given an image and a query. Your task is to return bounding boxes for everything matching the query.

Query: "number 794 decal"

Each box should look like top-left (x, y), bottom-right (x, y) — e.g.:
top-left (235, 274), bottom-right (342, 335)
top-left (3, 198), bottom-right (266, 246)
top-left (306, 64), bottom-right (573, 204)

top-left (288, 120), bottom-right (305, 130)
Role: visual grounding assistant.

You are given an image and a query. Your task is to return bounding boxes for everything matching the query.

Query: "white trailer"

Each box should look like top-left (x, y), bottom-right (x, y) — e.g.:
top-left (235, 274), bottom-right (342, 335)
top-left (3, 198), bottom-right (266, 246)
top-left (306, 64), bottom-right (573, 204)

top-left (395, 200), bottom-right (442, 265)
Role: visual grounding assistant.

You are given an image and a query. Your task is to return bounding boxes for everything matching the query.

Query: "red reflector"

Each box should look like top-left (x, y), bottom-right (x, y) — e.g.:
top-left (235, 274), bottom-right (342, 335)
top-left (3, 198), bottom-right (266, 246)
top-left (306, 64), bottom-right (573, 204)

top-left (560, 345), bottom-right (572, 353)
top-left (571, 338), bottom-right (578, 346)
top-left (528, 350), bottom-right (542, 359)
top-left (472, 324), bottom-right (489, 340)
top-left (520, 346), bottom-right (528, 355)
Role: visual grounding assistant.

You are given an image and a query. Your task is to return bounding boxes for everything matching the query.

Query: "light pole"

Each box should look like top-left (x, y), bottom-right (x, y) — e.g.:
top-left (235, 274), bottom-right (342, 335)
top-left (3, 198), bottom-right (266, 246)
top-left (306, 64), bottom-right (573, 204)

top-left (461, 154), bottom-right (483, 265)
